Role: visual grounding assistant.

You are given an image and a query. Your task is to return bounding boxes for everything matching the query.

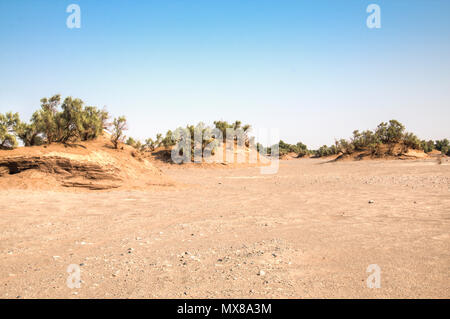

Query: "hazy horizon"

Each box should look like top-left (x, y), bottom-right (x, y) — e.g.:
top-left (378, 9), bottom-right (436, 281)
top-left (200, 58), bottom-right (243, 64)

top-left (1, 0), bottom-right (449, 149)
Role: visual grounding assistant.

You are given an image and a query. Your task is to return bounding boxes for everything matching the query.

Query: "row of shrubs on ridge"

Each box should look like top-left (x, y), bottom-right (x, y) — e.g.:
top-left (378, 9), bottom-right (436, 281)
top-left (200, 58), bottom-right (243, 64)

top-left (126, 121), bottom-right (252, 157)
top-left (1, 96), bottom-right (449, 157)
top-left (311, 120), bottom-right (450, 157)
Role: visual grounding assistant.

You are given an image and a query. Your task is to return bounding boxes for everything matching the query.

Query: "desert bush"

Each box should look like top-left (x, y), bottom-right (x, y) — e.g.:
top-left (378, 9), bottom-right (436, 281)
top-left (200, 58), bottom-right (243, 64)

top-left (14, 95), bottom-right (110, 145)
top-left (126, 137), bottom-right (137, 147)
top-left (375, 120), bottom-right (405, 144)
top-left (275, 140), bottom-right (311, 157)
top-left (58, 97), bottom-right (88, 142)
top-left (295, 142), bottom-right (310, 157)
top-left (134, 141), bottom-right (144, 152)
top-left (256, 143), bottom-right (266, 154)
top-left (213, 120), bottom-right (251, 142)
top-left (315, 145), bottom-right (327, 157)
top-left (351, 130), bottom-right (380, 151)
top-left (33, 95), bottom-right (60, 143)
top-left (313, 120), bottom-right (428, 158)
top-left (337, 138), bottom-right (355, 154)
top-left (441, 146), bottom-right (449, 156)
top-left (111, 116), bottom-right (127, 149)
top-left (80, 106), bottom-right (108, 141)
top-left (175, 123), bottom-right (219, 161)
top-left (0, 112), bottom-right (20, 149)
top-left (402, 132), bottom-right (421, 150)
top-left (146, 134), bottom-right (163, 150)
top-left (420, 140), bottom-right (435, 153)
top-left (161, 130), bottom-right (176, 147)
top-left (315, 145), bottom-right (334, 157)
top-left (126, 137), bottom-right (151, 153)
top-left (15, 121), bottom-right (43, 146)
top-left (144, 138), bottom-right (156, 151)
top-left (435, 139), bottom-right (449, 153)
top-left (314, 144), bottom-right (340, 157)
top-left (278, 140), bottom-right (292, 156)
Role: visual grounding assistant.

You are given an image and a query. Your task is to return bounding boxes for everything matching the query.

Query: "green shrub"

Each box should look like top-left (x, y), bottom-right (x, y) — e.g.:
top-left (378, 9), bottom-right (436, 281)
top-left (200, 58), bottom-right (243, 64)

top-left (126, 137), bottom-right (137, 147)
top-left (15, 121), bottom-right (43, 146)
top-left (420, 140), bottom-right (435, 153)
top-left (111, 116), bottom-right (127, 149)
top-left (351, 130), bottom-right (380, 151)
top-left (213, 120), bottom-right (251, 142)
top-left (375, 120), bottom-right (405, 144)
top-left (313, 120), bottom-right (422, 157)
top-left (435, 139), bottom-right (449, 152)
top-left (314, 145), bottom-right (338, 157)
top-left (14, 95), bottom-right (109, 145)
top-left (161, 130), bottom-right (175, 147)
top-left (402, 132), bottom-right (421, 150)
top-left (0, 112), bottom-right (20, 149)
top-left (337, 138), bottom-right (355, 154)
top-left (80, 106), bottom-right (108, 141)
top-left (276, 140), bottom-right (311, 157)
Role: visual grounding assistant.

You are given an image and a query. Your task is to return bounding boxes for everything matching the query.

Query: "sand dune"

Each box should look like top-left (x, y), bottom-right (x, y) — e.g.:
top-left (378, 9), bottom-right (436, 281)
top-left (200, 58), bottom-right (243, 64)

top-left (0, 137), bottom-right (173, 191)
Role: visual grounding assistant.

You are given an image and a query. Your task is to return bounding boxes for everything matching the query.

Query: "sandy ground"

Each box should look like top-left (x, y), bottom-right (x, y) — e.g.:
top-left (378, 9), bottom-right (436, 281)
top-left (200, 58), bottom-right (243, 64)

top-left (0, 158), bottom-right (449, 298)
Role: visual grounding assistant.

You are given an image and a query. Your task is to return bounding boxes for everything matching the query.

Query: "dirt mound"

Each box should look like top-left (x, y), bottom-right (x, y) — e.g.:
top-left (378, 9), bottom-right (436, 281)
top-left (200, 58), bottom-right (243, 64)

top-left (0, 136), bottom-right (174, 191)
top-left (280, 152), bottom-right (304, 160)
top-left (332, 144), bottom-right (429, 162)
top-left (147, 142), bottom-right (271, 168)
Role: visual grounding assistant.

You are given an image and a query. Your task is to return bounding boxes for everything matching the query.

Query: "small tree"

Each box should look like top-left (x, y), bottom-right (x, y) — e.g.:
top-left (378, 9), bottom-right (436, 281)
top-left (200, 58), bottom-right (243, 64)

top-left (161, 130), bottom-right (175, 148)
top-left (111, 116), bottom-right (127, 149)
top-left (402, 132), bottom-right (421, 150)
top-left (143, 138), bottom-right (155, 151)
top-left (213, 120), bottom-right (251, 142)
top-left (295, 141), bottom-right (309, 157)
top-left (15, 121), bottom-right (42, 146)
top-left (0, 112), bottom-right (20, 149)
top-left (337, 138), bottom-right (355, 154)
top-left (39, 95), bottom-right (61, 143)
top-left (375, 120), bottom-right (405, 144)
top-left (435, 139), bottom-right (449, 152)
top-left (420, 140), bottom-right (435, 153)
top-left (80, 106), bottom-right (107, 141)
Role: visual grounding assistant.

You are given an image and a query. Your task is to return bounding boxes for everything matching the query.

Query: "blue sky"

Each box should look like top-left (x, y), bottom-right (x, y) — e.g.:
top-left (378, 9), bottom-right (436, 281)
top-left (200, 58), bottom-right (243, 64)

top-left (0, 0), bottom-right (449, 148)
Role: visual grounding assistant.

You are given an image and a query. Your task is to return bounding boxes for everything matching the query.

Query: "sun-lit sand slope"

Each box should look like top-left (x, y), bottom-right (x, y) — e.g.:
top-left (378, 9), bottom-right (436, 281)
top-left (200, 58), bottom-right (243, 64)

top-left (0, 158), bottom-right (449, 298)
top-left (0, 136), bottom-right (173, 191)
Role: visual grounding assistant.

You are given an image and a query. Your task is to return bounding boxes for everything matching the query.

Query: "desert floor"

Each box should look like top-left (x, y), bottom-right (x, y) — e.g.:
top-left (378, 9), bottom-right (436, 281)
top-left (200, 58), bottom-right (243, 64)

top-left (0, 158), bottom-right (449, 298)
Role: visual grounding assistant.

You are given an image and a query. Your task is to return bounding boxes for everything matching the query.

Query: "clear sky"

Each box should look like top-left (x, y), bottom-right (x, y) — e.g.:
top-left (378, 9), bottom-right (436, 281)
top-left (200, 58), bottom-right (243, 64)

top-left (0, 0), bottom-right (449, 148)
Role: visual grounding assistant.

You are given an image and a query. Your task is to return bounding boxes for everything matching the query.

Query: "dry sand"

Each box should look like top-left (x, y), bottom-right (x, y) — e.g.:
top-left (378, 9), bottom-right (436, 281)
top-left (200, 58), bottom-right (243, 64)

top-left (0, 158), bottom-right (449, 298)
